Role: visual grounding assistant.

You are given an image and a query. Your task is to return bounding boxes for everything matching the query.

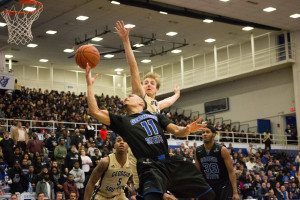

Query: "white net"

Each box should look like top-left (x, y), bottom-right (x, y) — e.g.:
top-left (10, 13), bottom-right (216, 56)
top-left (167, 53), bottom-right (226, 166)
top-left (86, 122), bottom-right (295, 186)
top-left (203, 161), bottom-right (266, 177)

top-left (1, 1), bottom-right (43, 45)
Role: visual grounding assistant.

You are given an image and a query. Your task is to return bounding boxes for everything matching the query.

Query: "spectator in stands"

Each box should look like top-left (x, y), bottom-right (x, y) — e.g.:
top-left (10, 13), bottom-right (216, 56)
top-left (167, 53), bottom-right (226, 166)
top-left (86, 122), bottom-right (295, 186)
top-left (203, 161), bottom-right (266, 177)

top-left (246, 157), bottom-right (256, 171)
top-left (71, 129), bottom-right (83, 148)
top-left (0, 131), bottom-right (15, 167)
top-left (27, 132), bottom-right (42, 154)
top-left (95, 134), bottom-right (103, 149)
top-left (65, 145), bottom-right (82, 172)
top-left (80, 149), bottom-right (92, 186)
top-left (85, 121), bottom-right (95, 141)
top-left (46, 131), bottom-right (57, 160)
top-left (247, 142), bottom-right (257, 156)
top-left (69, 162), bottom-right (84, 200)
top-left (50, 166), bottom-right (65, 194)
top-left (91, 148), bottom-right (101, 168)
top-left (294, 152), bottom-right (300, 167)
top-left (56, 192), bottom-right (63, 200)
top-left (70, 192), bottom-right (78, 200)
top-left (268, 189), bottom-right (278, 200)
top-left (257, 182), bottom-right (269, 200)
top-left (9, 161), bottom-right (29, 194)
top-left (64, 173), bottom-right (79, 200)
top-left (37, 193), bottom-right (45, 200)
top-left (276, 185), bottom-right (290, 200)
top-left (28, 165), bottom-right (37, 192)
top-left (263, 129), bottom-right (272, 151)
top-left (36, 172), bottom-right (55, 199)
top-left (99, 125), bottom-right (108, 140)
top-left (54, 138), bottom-right (67, 166)
top-left (88, 141), bottom-right (98, 156)
top-left (12, 121), bottom-right (28, 152)
top-left (11, 194), bottom-right (18, 200)
top-left (262, 152), bottom-right (270, 165)
top-left (102, 134), bottom-right (113, 151)
top-left (285, 124), bottom-right (297, 144)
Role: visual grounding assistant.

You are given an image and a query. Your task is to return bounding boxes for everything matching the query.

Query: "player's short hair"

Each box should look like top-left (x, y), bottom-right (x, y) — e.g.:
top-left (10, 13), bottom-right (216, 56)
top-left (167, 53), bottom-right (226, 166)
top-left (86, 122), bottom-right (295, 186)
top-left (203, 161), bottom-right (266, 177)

top-left (206, 125), bottom-right (216, 134)
top-left (143, 72), bottom-right (161, 89)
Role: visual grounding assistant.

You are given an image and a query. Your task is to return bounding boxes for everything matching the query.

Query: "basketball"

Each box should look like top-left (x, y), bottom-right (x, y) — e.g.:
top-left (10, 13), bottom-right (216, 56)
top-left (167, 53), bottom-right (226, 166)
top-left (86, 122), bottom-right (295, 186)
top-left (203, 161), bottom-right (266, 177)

top-left (75, 45), bottom-right (100, 69)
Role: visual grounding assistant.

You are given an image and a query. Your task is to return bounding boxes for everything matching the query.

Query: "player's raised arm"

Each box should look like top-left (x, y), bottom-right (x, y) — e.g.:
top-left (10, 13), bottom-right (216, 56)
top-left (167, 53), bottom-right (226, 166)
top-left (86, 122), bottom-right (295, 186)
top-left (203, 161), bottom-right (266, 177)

top-left (166, 117), bottom-right (206, 137)
top-left (86, 64), bottom-right (110, 125)
top-left (84, 157), bottom-right (109, 200)
top-left (158, 84), bottom-right (180, 110)
top-left (221, 146), bottom-right (239, 200)
top-left (115, 20), bottom-right (145, 98)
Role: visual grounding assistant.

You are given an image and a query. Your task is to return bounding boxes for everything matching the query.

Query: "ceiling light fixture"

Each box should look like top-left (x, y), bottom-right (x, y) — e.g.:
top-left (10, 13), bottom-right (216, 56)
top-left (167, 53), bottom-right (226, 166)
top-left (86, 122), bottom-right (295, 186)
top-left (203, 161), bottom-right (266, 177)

top-left (5, 55), bottom-right (13, 58)
top-left (133, 44), bottom-right (144, 48)
top-left (219, 0), bottom-right (230, 2)
top-left (23, 7), bottom-right (36, 11)
top-left (205, 38), bottom-right (216, 43)
top-left (203, 19), bottom-right (213, 23)
top-left (104, 54), bottom-right (115, 58)
top-left (159, 11), bottom-right (168, 15)
top-left (141, 59), bottom-right (151, 63)
top-left (124, 24), bottom-right (135, 29)
top-left (111, 1), bottom-right (120, 5)
top-left (166, 32), bottom-right (178, 36)
top-left (46, 30), bottom-right (57, 35)
top-left (64, 49), bottom-right (74, 53)
top-left (263, 7), bottom-right (276, 12)
top-left (39, 59), bottom-right (48, 62)
top-left (171, 49), bottom-right (182, 54)
top-left (27, 43), bottom-right (38, 48)
top-left (114, 68), bottom-right (124, 72)
top-left (242, 26), bottom-right (254, 31)
top-left (0, 22), bottom-right (7, 27)
top-left (91, 37), bottom-right (103, 41)
top-left (76, 16), bottom-right (89, 21)
top-left (290, 14), bottom-right (300, 18)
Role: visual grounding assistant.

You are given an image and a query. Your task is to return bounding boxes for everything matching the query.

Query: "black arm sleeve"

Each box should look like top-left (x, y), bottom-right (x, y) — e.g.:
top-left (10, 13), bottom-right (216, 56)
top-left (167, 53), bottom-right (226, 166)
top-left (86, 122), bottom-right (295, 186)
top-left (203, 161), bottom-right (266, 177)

top-left (158, 114), bottom-right (173, 130)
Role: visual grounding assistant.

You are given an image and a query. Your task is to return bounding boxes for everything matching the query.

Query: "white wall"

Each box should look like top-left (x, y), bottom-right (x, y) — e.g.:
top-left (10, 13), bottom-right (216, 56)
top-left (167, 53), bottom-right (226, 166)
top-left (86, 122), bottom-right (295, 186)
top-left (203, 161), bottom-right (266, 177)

top-left (171, 67), bottom-right (295, 135)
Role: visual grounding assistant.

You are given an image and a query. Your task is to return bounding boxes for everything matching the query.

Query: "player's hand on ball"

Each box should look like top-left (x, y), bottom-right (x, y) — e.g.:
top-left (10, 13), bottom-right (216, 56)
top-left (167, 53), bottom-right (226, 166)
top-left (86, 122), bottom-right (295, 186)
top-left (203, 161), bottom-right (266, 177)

top-left (115, 20), bottom-right (130, 41)
top-left (85, 63), bottom-right (98, 86)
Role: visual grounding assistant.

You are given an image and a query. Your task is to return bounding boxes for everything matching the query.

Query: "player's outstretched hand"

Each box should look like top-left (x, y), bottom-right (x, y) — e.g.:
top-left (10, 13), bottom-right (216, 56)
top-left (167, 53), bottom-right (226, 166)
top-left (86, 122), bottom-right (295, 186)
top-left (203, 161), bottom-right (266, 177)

top-left (186, 117), bottom-right (207, 134)
top-left (174, 84), bottom-right (180, 96)
top-left (85, 63), bottom-right (98, 86)
top-left (115, 20), bottom-right (130, 41)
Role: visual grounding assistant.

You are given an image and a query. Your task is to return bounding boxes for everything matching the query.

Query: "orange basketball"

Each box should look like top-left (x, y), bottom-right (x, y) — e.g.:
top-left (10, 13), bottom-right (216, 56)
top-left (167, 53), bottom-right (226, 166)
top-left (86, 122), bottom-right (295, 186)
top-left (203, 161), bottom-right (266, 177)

top-left (75, 45), bottom-right (100, 69)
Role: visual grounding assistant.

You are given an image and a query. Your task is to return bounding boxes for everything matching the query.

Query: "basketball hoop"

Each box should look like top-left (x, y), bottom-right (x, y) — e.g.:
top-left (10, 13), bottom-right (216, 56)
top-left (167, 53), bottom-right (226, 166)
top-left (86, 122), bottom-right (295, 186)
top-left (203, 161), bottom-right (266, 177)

top-left (1, 0), bottom-right (43, 45)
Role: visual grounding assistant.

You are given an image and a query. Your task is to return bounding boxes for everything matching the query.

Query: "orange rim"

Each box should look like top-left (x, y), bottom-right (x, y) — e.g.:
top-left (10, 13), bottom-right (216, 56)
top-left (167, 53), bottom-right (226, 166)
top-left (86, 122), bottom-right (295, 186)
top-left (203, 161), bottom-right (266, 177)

top-left (1, 0), bottom-right (43, 15)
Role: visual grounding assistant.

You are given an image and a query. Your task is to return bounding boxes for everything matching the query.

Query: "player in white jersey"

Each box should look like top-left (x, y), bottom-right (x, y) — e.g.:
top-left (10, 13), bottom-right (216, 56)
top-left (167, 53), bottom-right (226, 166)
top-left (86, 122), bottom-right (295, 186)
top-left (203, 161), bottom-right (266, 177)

top-left (84, 137), bottom-right (132, 200)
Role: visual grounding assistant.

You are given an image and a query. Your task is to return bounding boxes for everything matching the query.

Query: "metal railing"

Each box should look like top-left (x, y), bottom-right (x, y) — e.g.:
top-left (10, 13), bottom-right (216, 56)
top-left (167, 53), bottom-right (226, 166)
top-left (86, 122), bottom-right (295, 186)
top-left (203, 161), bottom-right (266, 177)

top-left (1, 118), bottom-right (297, 147)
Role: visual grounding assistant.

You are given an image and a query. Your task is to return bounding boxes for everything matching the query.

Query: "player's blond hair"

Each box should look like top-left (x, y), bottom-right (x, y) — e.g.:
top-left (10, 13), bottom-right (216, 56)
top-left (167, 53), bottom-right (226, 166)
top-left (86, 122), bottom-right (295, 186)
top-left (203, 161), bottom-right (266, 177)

top-left (142, 72), bottom-right (161, 89)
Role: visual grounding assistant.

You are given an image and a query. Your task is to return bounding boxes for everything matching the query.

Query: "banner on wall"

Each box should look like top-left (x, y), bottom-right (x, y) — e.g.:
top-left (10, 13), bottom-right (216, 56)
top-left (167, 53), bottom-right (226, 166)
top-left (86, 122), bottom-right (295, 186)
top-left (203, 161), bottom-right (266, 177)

top-left (0, 72), bottom-right (15, 90)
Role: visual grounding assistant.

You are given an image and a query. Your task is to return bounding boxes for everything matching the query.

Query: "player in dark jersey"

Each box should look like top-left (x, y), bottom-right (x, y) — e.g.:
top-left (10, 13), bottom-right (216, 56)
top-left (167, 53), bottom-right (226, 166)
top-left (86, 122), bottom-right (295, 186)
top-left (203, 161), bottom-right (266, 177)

top-left (195, 125), bottom-right (239, 200)
top-left (85, 64), bottom-right (215, 200)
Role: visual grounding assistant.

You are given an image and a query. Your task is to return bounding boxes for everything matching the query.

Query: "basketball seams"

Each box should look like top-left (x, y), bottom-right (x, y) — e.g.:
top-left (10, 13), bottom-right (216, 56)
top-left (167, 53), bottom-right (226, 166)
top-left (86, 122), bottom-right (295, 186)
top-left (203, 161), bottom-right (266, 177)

top-left (75, 45), bottom-right (100, 69)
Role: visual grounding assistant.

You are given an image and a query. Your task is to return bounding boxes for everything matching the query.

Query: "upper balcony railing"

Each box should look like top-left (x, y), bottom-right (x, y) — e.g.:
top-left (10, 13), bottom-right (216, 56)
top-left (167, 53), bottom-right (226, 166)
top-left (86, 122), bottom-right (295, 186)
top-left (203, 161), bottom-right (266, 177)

top-left (126, 32), bottom-right (294, 96)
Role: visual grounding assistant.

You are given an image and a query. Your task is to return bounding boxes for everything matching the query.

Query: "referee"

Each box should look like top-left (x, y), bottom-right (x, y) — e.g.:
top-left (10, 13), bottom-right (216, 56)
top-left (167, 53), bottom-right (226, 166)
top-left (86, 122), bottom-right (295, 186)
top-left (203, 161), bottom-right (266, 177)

top-left (85, 64), bottom-right (215, 200)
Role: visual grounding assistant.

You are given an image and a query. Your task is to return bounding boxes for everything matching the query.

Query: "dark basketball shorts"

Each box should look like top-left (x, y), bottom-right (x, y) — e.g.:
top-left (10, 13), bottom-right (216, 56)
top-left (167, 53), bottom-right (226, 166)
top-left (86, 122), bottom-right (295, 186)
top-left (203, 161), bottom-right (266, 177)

top-left (136, 155), bottom-right (212, 199)
top-left (212, 180), bottom-right (233, 200)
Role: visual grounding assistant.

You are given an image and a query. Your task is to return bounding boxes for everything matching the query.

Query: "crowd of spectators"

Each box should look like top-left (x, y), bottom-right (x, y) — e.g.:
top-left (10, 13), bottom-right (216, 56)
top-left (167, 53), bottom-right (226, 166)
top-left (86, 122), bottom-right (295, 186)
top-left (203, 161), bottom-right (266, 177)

top-left (170, 141), bottom-right (300, 200)
top-left (0, 88), bottom-right (299, 199)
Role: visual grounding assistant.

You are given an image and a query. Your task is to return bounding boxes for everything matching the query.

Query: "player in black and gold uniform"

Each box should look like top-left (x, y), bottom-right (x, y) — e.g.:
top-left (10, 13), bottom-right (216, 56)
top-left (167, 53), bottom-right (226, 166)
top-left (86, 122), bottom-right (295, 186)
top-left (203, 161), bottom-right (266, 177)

top-left (84, 137), bottom-right (132, 200)
top-left (85, 65), bottom-right (214, 200)
top-left (195, 125), bottom-right (239, 200)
